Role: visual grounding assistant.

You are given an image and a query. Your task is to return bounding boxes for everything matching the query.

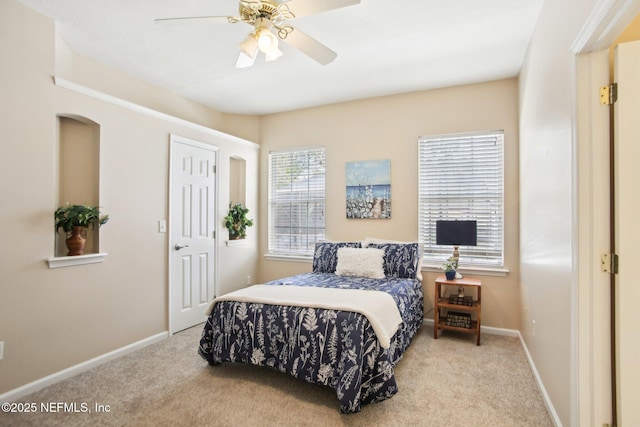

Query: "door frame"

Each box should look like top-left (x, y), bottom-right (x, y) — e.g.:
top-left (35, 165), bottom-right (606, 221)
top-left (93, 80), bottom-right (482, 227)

top-left (573, 1), bottom-right (640, 425)
top-left (168, 134), bottom-right (219, 335)
top-left (575, 48), bottom-right (612, 427)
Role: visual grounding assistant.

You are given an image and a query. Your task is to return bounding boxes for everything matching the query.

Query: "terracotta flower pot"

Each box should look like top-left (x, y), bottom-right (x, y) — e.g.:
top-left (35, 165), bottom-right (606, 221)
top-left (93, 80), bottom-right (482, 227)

top-left (66, 226), bottom-right (87, 256)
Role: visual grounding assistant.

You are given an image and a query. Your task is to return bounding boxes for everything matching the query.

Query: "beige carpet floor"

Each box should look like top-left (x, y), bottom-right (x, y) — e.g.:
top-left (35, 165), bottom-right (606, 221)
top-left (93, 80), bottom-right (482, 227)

top-left (0, 323), bottom-right (553, 427)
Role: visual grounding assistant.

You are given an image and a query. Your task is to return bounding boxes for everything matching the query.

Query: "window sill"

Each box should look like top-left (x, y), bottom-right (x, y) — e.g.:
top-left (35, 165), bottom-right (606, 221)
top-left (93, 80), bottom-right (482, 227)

top-left (421, 264), bottom-right (509, 277)
top-left (47, 253), bottom-right (108, 269)
top-left (264, 253), bottom-right (313, 263)
top-left (262, 256), bottom-right (508, 277)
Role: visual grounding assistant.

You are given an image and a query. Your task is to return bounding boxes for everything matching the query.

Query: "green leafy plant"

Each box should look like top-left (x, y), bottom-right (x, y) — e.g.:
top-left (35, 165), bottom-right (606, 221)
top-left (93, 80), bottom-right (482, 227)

top-left (441, 256), bottom-right (458, 272)
top-left (55, 203), bottom-right (109, 233)
top-left (224, 202), bottom-right (253, 240)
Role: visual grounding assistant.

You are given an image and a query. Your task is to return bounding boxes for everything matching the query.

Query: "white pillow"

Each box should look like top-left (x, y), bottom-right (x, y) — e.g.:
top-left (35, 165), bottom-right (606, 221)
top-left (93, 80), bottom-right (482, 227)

top-left (335, 247), bottom-right (385, 279)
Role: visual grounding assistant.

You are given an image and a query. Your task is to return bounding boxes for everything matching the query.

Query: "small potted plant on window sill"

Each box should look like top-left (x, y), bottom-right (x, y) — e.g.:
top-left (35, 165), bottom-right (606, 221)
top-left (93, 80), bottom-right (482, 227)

top-left (55, 203), bottom-right (109, 256)
top-left (224, 202), bottom-right (254, 240)
top-left (441, 256), bottom-right (458, 281)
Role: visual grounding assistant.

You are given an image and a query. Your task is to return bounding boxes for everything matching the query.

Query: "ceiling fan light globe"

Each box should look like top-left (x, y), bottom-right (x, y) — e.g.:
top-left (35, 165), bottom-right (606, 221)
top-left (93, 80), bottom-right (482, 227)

top-left (257, 29), bottom-right (278, 53)
top-left (265, 46), bottom-right (283, 62)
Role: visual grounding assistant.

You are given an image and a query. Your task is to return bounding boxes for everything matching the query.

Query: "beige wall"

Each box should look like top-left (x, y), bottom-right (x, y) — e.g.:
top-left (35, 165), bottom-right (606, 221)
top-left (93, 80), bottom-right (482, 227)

top-left (518, 0), bottom-right (618, 425)
top-left (0, 0), bottom-right (259, 395)
top-left (258, 79), bottom-right (521, 330)
top-left (5, 2), bottom-right (621, 423)
top-left (53, 33), bottom-right (261, 144)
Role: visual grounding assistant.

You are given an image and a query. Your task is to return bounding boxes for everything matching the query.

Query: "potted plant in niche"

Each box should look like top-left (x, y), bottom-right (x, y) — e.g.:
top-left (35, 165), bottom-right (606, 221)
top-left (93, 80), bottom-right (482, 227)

top-left (224, 202), bottom-right (253, 240)
top-left (55, 203), bottom-right (109, 256)
top-left (441, 256), bottom-right (458, 281)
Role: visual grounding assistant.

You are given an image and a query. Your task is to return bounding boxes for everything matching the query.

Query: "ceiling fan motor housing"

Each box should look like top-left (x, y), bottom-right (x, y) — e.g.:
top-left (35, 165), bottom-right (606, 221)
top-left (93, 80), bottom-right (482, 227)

top-left (239, 1), bottom-right (294, 39)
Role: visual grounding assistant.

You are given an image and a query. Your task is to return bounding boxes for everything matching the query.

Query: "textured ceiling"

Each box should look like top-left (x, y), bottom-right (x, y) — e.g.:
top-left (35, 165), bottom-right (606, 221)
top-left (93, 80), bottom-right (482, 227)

top-left (17, 0), bottom-right (543, 115)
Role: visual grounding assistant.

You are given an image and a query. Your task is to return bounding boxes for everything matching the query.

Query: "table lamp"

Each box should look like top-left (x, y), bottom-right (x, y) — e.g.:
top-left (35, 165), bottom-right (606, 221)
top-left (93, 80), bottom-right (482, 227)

top-left (436, 220), bottom-right (477, 279)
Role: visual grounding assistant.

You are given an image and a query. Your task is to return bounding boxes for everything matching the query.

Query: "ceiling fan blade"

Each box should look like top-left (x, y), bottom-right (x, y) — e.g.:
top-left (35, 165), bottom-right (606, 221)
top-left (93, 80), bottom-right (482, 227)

top-left (235, 51), bottom-right (257, 68)
top-left (154, 15), bottom-right (238, 23)
top-left (282, 27), bottom-right (337, 65)
top-left (283, 0), bottom-right (360, 18)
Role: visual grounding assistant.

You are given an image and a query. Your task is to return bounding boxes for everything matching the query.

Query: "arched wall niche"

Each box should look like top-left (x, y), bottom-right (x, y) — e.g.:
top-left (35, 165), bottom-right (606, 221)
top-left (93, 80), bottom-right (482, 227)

top-left (55, 114), bottom-right (101, 257)
top-left (229, 156), bottom-right (246, 206)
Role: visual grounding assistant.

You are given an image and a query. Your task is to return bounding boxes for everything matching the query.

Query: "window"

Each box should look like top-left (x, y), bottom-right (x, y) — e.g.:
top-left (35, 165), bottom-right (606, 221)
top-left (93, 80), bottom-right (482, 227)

top-left (268, 147), bottom-right (326, 257)
top-left (418, 130), bottom-right (504, 267)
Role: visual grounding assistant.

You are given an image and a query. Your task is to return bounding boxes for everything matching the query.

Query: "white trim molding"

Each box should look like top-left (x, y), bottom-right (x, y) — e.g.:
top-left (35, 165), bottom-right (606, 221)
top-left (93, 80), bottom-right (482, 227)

top-left (264, 254), bottom-right (313, 263)
top-left (572, 0), bottom-right (640, 53)
top-left (423, 319), bottom-right (561, 426)
top-left (53, 77), bottom-right (258, 149)
top-left (518, 331), bottom-right (563, 426)
top-left (421, 264), bottom-right (509, 277)
top-left (422, 319), bottom-right (519, 337)
top-left (46, 253), bottom-right (108, 269)
top-left (0, 331), bottom-right (168, 403)
top-left (226, 239), bottom-right (248, 247)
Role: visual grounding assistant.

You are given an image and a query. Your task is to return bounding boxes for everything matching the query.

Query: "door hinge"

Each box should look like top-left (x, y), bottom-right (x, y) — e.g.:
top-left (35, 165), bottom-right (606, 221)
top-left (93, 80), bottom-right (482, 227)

top-left (212, 165), bottom-right (216, 173)
top-left (213, 230), bottom-right (216, 239)
top-left (600, 83), bottom-right (618, 105)
top-left (600, 253), bottom-right (619, 274)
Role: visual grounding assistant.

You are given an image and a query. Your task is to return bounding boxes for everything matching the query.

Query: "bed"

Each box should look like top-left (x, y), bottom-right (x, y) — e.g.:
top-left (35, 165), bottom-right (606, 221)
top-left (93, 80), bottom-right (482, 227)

top-left (198, 240), bottom-right (424, 413)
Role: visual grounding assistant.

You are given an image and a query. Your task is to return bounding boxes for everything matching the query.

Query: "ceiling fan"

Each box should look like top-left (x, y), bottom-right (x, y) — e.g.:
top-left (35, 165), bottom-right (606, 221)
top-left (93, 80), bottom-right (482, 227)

top-left (155, 0), bottom-right (361, 68)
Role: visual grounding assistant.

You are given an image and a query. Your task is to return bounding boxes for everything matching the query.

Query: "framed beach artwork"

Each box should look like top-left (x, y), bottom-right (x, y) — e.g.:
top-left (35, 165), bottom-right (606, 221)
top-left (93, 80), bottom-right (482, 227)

top-left (346, 159), bottom-right (391, 219)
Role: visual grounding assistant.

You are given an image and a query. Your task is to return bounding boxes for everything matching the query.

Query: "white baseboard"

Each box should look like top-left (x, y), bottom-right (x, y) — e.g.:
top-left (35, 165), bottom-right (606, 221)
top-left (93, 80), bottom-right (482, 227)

top-left (423, 318), bottom-right (520, 337)
top-left (517, 332), bottom-right (563, 427)
top-left (3, 323), bottom-right (562, 427)
top-left (424, 319), bottom-right (561, 426)
top-left (0, 331), bottom-right (168, 403)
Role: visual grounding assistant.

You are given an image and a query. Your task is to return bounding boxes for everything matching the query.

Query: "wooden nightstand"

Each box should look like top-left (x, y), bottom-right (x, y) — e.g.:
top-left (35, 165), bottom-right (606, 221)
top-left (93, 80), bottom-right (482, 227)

top-left (434, 275), bottom-right (482, 345)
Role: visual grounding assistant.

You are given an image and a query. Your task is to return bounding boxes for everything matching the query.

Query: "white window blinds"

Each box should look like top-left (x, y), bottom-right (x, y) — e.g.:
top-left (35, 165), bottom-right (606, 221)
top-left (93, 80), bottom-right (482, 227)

top-left (268, 147), bottom-right (326, 256)
top-left (418, 131), bottom-right (504, 267)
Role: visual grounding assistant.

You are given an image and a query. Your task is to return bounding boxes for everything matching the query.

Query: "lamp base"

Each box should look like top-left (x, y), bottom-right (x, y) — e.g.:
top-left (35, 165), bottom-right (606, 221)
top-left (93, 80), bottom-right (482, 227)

top-left (452, 247), bottom-right (462, 279)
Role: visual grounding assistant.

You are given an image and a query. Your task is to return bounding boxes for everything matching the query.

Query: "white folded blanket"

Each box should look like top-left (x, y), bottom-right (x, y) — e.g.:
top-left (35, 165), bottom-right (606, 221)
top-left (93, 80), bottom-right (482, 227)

top-left (207, 284), bottom-right (402, 349)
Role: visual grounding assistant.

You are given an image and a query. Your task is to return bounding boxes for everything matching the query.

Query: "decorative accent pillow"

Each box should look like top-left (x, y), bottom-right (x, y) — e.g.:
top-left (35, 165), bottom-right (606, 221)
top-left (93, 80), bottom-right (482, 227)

top-left (367, 242), bottom-right (421, 279)
top-left (335, 247), bottom-right (385, 279)
top-left (312, 241), bottom-right (362, 273)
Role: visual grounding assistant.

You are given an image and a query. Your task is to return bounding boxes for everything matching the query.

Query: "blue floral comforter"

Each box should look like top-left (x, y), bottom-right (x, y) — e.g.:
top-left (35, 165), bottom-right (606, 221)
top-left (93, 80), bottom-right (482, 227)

top-left (198, 272), bottom-right (424, 413)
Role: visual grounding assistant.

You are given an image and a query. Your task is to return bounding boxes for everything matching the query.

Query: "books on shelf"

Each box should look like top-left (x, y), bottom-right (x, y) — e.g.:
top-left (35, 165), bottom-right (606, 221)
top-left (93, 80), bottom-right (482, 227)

top-left (447, 295), bottom-right (474, 306)
top-left (445, 311), bottom-right (472, 329)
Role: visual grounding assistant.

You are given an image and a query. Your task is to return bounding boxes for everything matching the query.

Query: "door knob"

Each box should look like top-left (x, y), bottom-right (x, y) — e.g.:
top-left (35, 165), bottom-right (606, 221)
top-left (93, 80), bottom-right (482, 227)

top-left (174, 244), bottom-right (189, 250)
